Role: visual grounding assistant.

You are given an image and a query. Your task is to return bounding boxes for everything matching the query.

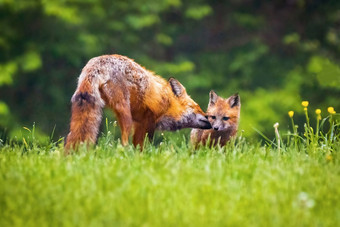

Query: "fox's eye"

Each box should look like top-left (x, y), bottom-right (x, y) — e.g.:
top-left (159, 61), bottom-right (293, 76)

top-left (222, 116), bottom-right (230, 121)
top-left (211, 116), bottom-right (216, 120)
top-left (205, 115), bottom-right (208, 119)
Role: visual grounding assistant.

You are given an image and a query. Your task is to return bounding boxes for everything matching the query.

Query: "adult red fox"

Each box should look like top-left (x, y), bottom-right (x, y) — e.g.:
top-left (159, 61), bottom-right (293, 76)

top-left (191, 91), bottom-right (241, 147)
top-left (65, 54), bottom-right (211, 150)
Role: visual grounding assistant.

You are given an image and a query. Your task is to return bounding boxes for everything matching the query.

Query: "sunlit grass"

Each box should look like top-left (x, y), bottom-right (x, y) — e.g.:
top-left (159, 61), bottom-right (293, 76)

top-left (0, 105), bottom-right (339, 227)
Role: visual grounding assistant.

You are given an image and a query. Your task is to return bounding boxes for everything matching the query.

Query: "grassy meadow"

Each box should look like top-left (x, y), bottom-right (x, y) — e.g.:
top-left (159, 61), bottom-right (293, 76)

top-left (0, 108), bottom-right (339, 227)
top-left (1, 2), bottom-right (340, 226)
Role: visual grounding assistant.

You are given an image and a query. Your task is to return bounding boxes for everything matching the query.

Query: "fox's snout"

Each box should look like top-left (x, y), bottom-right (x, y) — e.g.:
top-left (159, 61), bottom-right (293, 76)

top-left (196, 114), bottom-right (211, 129)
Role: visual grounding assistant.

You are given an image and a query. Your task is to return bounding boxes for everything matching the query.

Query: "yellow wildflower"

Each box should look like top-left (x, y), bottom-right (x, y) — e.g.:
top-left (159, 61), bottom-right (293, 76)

top-left (288, 111), bottom-right (294, 118)
top-left (327, 107), bottom-right (336, 114)
top-left (304, 107), bottom-right (307, 111)
top-left (302, 101), bottom-right (309, 107)
top-left (315, 109), bottom-right (321, 120)
top-left (326, 154), bottom-right (333, 162)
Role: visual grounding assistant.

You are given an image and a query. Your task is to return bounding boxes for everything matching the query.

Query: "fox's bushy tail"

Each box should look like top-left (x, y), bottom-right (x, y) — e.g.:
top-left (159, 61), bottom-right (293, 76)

top-left (65, 73), bottom-right (104, 151)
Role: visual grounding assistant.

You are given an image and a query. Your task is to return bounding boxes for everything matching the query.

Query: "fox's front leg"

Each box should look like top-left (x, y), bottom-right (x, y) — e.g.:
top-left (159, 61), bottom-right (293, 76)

top-left (133, 122), bottom-right (155, 149)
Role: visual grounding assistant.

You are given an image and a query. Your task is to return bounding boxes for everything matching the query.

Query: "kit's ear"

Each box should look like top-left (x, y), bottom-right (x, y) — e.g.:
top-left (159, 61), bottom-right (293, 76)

top-left (209, 90), bottom-right (218, 106)
top-left (229, 93), bottom-right (240, 108)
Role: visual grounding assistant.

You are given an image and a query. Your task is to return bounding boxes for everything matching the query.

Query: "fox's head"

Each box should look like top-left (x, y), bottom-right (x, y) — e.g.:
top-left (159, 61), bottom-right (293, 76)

top-left (156, 78), bottom-right (211, 131)
top-left (206, 91), bottom-right (241, 131)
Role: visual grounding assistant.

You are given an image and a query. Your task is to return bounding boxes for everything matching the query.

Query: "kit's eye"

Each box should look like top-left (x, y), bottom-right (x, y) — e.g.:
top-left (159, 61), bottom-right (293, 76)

top-left (222, 116), bottom-right (230, 121)
top-left (211, 116), bottom-right (216, 120)
top-left (205, 115), bottom-right (208, 119)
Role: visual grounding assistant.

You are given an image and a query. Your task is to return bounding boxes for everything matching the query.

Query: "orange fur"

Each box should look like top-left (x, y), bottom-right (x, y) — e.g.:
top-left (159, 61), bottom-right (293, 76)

top-left (65, 54), bottom-right (211, 152)
top-left (191, 91), bottom-right (241, 147)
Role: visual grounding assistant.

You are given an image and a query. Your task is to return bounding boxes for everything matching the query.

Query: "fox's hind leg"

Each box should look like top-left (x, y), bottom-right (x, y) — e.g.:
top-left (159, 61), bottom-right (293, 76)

top-left (100, 81), bottom-right (132, 146)
top-left (115, 105), bottom-right (133, 146)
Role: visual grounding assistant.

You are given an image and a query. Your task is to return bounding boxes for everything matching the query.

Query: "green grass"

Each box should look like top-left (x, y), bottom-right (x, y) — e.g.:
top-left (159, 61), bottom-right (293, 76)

top-left (1, 108), bottom-right (339, 227)
top-left (0, 130), bottom-right (339, 227)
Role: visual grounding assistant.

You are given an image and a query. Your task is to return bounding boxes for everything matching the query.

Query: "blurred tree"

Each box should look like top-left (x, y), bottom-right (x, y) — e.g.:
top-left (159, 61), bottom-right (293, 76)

top-left (0, 0), bottom-right (339, 140)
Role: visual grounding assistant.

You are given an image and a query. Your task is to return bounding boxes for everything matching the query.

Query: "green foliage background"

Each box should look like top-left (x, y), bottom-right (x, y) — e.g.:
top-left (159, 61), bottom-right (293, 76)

top-left (0, 0), bottom-right (339, 140)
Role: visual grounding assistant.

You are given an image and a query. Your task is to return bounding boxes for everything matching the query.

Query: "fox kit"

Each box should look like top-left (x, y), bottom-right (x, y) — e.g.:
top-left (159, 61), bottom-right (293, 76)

top-left (65, 54), bottom-right (211, 151)
top-left (191, 91), bottom-right (241, 147)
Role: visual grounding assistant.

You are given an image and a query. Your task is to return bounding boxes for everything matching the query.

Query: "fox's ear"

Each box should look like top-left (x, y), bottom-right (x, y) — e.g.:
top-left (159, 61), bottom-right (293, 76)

top-left (229, 93), bottom-right (240, 108)
top-left (169, 78), bottom-right (185, 97)
top-left (209, 90), bottom-right (218, 106)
